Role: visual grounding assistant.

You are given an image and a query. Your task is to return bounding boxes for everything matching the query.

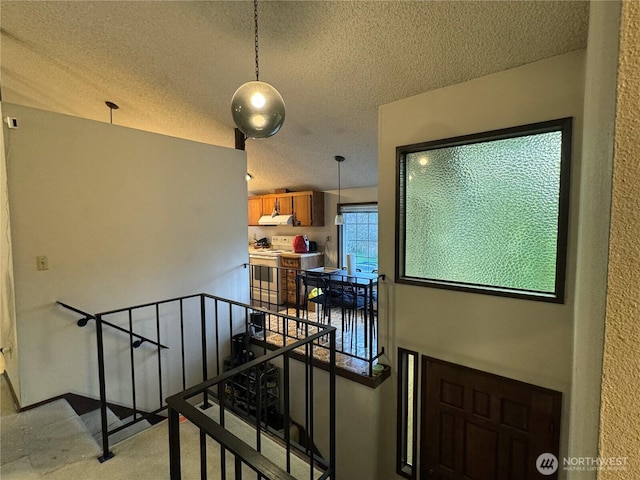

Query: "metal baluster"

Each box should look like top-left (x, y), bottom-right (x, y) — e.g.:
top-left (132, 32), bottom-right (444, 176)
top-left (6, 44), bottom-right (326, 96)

top-left (156, 304), bottom-right (163, 408)
top-left (219, 382), bottom-right (227, 479)
top-left (200, 430), bottom-right (207, 480)
top-left (304, 323), bottom-right (310, 455)
top-left (369, 279), bottom-right (374, 377)
top-left (128, 309), bottom-right (137, 421)
top-left (168, 407), bottom-right (182, 480)
top-left (329, 329), bottom-right (337, 479)
top-left (201, 295), bottom-right (209, 408)
top-left (235, 455), bottom-right (243, 480)
top-left (214, 298), bottom-right (221, 377)
top-left (284, 352), bottom-right (291, 473)
top-left (179, 299), bottom-right (186, 391)
top-left (96, 314), bottom-right (114, 461)
top-left (255, 367), bottom-right (262, 455)
top-left (309, 332), bottom-right (315, 480)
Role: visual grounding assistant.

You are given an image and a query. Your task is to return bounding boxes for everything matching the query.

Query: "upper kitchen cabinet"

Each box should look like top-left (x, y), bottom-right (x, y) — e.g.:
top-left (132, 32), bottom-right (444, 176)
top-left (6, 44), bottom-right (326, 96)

top-left (248, 197), bottom-right (263, 225)
top-left (292, 192), bottom-right (324, 226)
top-left (263, 195), bottom-right (293, 216)
top-left (248, 191), bottom-right (325, 227)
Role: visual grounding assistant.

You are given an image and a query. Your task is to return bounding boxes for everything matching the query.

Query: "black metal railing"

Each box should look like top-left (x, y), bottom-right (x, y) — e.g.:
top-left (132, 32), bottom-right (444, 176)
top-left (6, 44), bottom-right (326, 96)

top-left (166, 313), bottom-right (336, 480)
top-left (247, 264), bottom-right (385, 376)
top-left (59, 295), bottom-right (221, 461)
top-left (58, 301), bottom-right (169, 349)
top-left (58, 293), bottom-right (337, 477)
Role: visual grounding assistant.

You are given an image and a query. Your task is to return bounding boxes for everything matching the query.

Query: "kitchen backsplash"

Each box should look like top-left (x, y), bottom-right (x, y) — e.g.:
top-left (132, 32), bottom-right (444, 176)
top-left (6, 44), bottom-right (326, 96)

top-left (248, 227), bottom-right (338, 267)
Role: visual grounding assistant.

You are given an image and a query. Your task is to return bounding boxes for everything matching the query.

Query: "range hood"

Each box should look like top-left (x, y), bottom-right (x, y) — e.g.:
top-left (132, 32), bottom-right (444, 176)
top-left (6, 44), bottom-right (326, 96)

top-left (258, 214), bottom-right (294, 226)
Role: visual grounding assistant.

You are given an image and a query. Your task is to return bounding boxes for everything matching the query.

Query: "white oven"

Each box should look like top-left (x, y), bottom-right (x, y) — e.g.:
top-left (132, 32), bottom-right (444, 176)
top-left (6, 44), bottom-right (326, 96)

top-left (248, 236), bottom-right (300, 306)
top-left (249, 252), bottom-right (283, 305)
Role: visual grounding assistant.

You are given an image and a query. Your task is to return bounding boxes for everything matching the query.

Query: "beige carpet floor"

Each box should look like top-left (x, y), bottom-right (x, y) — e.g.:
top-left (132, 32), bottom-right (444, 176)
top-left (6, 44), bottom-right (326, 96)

top-left (0, 375), bottom-right (320, 480)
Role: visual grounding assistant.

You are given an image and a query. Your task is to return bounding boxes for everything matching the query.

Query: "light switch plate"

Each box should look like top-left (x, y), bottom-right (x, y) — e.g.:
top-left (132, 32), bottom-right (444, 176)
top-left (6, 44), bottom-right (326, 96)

top-left (36, 256), bottom-right (49, 271)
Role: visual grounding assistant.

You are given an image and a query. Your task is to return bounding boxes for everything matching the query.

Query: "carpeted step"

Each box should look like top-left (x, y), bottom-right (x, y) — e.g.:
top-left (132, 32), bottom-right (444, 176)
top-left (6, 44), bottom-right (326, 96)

top-left (0, 399), bottom-right (100, 477)
top-left (108, 415), bottom-right (152, 444)
top-left (79, 407), bottom-right (122, 439)
top-left (79, 408), bottom-right (152, 446)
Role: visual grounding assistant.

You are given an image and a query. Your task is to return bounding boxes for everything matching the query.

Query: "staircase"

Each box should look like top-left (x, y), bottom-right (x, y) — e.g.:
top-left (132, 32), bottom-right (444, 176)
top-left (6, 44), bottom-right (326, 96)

top-left (0, 388), bottom-right (161, 474)
top-left (79, 407), bottom-right (152, 447)
top-left (53, 293), bottom-right (337, 479)
top-left (0, 399), bottom-right (100, 477)
top-left (0, 395), bottom-right (323, 480)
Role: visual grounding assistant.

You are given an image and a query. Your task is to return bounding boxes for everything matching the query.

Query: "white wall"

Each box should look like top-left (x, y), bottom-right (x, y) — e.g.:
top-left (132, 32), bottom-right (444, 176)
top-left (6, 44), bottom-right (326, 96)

top-left (248, 186), bottom-right (377, 267)
top-left (0, 102), bottom-right (21, 400)
top-left (376, 51), bottom-right (585, 479)
top-left (569, 2), bottom-right (620, 475)
top-left (269, 356), bottom-right (383, 480)
top-left (4, 103), bottom-right (249, 407)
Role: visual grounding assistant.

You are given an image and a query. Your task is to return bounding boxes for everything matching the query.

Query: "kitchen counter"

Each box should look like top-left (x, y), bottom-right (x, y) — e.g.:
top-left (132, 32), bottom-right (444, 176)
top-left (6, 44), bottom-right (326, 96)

top-left (279, 252), bottom-right (323, 259)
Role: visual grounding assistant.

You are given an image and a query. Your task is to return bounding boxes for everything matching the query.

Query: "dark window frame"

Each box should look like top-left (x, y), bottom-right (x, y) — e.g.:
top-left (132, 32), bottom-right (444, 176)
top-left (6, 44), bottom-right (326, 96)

top-left (397, 347), bottom-right (419, 479)
top-left (395, 117), bottom-right (572, 303)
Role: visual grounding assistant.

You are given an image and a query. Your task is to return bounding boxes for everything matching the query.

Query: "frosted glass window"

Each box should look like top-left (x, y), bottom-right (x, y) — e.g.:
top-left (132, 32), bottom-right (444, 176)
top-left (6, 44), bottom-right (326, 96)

top-left (396, 118), bottom-right (572, 302)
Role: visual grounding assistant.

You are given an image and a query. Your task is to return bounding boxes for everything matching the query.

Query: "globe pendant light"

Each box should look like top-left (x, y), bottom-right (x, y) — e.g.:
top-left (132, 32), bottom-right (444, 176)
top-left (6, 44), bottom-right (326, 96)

top-left (231, 0), bottom-right (285, 139)
top-left (334, 155), bottom-right (345, 225)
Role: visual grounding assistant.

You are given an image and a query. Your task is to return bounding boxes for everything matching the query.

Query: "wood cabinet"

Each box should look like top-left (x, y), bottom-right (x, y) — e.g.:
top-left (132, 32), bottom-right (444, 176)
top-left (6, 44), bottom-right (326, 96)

top-left (248, 191), bottom-right (325, 227)
top-left (292, 192), bottom-right (324, 226)
top-left (248, 197), bottom-right (263, 226)
top-left (293, 194), bottom-right (312, 226)
top-left (263, 195), bottom-right (293, 216)
top-left (280, 254), bottom-right (324, 305)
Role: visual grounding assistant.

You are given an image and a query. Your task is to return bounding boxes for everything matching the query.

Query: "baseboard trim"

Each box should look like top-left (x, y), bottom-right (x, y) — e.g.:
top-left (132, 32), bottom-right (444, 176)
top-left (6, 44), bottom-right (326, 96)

top-left (1, 371), bottom-right (21, 411)
top-left (13, 388), bottom-right (164, 425)
top-left (62, 392), bottom-right (165, 425)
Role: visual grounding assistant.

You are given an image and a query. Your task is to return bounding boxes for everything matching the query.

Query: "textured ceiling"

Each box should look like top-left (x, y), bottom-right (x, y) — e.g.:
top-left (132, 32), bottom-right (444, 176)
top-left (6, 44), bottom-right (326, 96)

top-left (0, 1), bottom-right (589, 194)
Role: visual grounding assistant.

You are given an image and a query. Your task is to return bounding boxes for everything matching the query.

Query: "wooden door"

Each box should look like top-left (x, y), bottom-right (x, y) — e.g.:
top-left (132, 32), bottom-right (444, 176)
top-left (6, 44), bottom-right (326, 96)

top-left (420, 357), bottom-right (561, 480)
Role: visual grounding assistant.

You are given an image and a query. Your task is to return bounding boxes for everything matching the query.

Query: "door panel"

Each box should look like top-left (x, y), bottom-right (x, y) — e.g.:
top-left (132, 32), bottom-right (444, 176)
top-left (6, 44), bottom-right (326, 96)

top-left (293, 194), bottom-right (311, 225)
top-left (421, 357), bottom-right (561, 480)
top-left (248, 197), bottom-right (263, 225)
top-left (464, 422), bottom-right (498, 479)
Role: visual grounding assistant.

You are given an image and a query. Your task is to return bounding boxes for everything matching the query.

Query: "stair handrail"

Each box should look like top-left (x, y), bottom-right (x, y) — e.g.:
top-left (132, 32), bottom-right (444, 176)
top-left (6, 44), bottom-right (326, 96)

top-left (57, 301), bottom-right (169, 349)
top-left (166, 316), bottom-right (337, 480)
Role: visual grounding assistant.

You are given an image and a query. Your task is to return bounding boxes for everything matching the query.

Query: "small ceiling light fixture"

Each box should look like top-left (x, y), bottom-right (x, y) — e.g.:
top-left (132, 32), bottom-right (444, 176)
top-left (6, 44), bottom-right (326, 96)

top-left (105, 101), bottom-right (119, 124)
top-left (334, 155), bottom-right (345, 225)
top-left (246, 173), bottom-right (253, 181)
top-left (231, 0), bottom-right (285, 139)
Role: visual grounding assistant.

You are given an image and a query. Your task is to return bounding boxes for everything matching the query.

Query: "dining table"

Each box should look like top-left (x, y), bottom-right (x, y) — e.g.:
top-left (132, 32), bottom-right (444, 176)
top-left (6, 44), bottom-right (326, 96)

top-left (295, 267), bottom-right (379, 348)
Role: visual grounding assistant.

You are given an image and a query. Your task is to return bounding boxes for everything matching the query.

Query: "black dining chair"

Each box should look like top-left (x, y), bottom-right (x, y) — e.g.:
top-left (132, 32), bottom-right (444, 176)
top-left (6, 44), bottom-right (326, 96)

top-left (301, 273), bottom-right (334, 323)
top-left (329, 280), bottom-right (367, 350)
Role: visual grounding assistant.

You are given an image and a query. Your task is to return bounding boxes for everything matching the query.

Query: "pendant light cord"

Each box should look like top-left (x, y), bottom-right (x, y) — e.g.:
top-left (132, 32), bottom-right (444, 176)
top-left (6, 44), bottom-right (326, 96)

top-left (338, 160), bottom-right (341, 205)
top-left (254, 0), bottom-right (260, 81)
